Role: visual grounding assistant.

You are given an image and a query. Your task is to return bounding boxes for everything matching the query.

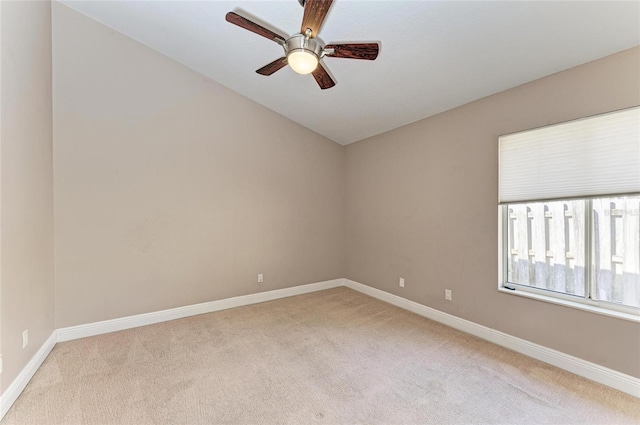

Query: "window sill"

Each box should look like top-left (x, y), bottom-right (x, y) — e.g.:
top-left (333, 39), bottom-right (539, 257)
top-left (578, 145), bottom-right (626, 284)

top-left (498, 286), bottom-right (640, 323)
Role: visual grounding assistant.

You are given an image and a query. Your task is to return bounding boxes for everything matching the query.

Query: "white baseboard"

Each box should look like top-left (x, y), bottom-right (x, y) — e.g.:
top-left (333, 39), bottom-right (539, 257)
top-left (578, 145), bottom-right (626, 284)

top-left (57, 279), bottom-right (343, 342)
top-left (0, 331), bottom-right (57, 419)
top-left (342, 278), bottom-right (640, 398)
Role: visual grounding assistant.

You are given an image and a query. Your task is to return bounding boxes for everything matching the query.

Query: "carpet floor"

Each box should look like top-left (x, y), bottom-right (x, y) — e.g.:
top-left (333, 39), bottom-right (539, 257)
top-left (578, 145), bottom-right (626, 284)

top-left (2, 287), bottom-right (639, 424)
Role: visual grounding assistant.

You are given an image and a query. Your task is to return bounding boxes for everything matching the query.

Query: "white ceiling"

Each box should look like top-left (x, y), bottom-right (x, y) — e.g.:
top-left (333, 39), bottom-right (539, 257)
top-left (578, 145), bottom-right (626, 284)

top-left (58, 1), bottom-right (640, 145)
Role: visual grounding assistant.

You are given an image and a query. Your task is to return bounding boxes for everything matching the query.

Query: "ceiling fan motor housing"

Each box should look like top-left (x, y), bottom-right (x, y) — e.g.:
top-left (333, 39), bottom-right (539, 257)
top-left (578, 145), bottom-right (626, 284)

top-left (284, 34), bottom-right (323, 60)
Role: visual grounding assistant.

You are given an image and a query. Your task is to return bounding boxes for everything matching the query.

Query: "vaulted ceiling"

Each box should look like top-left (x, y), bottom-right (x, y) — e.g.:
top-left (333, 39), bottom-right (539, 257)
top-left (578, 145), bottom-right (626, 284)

top-left (59, 1), bottom-right (640, 145)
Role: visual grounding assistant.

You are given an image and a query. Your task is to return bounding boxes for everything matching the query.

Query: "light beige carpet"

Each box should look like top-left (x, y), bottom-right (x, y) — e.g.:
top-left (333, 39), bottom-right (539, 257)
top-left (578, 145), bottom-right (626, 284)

top-left (2, 287), bottom-right (639, 424)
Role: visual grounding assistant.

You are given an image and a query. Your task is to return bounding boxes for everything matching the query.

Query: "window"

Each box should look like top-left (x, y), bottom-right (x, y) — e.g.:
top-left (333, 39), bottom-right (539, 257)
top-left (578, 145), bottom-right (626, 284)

top-left (499, 107), bottom-right (640, 318)
top-left (505, 196), bottom-right (640, 309)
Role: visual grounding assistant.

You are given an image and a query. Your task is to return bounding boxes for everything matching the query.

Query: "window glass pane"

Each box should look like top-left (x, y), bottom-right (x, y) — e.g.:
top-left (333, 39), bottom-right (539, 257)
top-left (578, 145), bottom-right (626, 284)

top-left (592, 196), bottom-right (640, 308)
top-left (507, 200), bottom-right (585, 297)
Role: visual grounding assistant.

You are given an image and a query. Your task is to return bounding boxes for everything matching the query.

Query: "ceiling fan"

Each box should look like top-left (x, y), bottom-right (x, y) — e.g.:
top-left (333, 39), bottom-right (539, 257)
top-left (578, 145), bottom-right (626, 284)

top-left (225, 0), bottom-right (379, 90)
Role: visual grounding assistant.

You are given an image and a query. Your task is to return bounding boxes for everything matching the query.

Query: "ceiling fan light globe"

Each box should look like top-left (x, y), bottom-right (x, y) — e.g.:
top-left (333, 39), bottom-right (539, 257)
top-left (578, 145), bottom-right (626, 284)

top-left (287, 50), bottom-right (318, 74)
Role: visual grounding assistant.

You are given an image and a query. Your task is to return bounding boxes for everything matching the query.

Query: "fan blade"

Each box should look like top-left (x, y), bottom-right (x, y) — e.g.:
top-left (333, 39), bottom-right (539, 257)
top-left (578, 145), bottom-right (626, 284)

top-left (312, 62), bottom-right (336, 90)
top-left (226, 12), bottom-right (285, 44)
top-left (301, 0), bottom-right (334, 37)
top-left (256, 57), bottom-right (288, 76)
top-left (325, 43), bottom-right (379, 60)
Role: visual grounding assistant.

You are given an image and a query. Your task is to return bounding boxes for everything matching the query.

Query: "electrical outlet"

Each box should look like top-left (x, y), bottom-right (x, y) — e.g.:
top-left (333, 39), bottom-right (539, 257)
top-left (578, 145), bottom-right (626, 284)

top-left (257, 273), bottom-right (263, 283)
top-left (445, 289), bottom-right (452, 301)
top-left (399, 277), bottom-right (405, 288)
top-left (22, 330), bottom-right (29, 349)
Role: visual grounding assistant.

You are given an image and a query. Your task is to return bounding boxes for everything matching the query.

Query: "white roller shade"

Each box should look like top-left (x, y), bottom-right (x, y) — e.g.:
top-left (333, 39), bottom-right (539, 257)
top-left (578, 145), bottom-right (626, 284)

top-left (499, 107), bottom-right (640, 203)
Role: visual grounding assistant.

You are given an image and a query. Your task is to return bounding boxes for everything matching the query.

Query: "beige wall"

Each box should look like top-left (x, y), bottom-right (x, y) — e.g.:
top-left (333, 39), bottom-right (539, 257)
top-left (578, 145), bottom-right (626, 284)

top-left (52, 3), bottom-right (344, 328)
top-left (0, 1), bottom-right (55, 392)
top-left (345, 47), bottom-right (640, 378)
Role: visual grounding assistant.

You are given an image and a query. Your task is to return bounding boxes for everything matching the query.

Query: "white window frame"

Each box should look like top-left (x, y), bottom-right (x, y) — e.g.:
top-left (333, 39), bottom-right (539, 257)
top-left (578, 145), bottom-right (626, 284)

top-left (498, 200), bottom-right (640, 323)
